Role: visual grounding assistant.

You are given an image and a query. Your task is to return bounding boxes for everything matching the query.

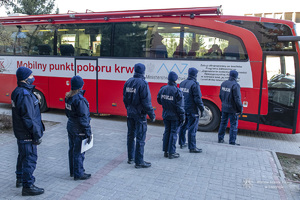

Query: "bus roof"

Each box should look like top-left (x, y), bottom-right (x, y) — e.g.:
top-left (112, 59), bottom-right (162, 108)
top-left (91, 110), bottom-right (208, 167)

top-left (0, 6), bottom-right (221, 24)
top-left (0, 6), bottom-right (295, 29)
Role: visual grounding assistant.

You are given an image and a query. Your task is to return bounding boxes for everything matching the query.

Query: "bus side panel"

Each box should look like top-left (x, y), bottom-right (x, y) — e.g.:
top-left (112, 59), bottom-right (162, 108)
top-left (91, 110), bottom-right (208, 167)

top-left (259, 124), bottom-right (292, 134)
top-left (34, 76), bottom-right (49, 106)
top-left (98, 80), bottom-right (127, 116)
top-left (149, 82), bottom-right (163, 121)
top-left (48, 77), bottom-right (72, 109)
top-left (238, 120), bottom-right (257, 131)
top-left (0, 74), bottom-right (16, 104)
top-left (82, 79), bottom-right (97, 113)
top-left (201, 86), bottom-right (221, 108)
top-left (97, 80), bottom-right (164, 120)
top-left (250, 61), bottom-right (268, 115)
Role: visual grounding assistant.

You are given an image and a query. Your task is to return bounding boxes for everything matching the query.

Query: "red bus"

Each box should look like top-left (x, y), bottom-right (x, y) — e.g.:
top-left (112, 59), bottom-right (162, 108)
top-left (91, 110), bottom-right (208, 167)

top-left (0, 6), bottom-right (299, 134)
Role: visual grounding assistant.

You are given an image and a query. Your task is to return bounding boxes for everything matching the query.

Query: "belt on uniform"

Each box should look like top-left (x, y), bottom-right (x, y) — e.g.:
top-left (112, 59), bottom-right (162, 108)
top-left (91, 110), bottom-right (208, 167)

top-left (23, 139), bottom-right (32, 142)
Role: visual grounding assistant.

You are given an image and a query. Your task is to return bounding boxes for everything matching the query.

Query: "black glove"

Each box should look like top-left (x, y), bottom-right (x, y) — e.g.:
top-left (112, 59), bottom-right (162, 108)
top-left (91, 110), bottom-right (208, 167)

top-left (87, 135), bottom-right (92, 144)
top-left (33, 139), bottom-right (42, 145)
top-left (150, 117), bottom-right (156, 122)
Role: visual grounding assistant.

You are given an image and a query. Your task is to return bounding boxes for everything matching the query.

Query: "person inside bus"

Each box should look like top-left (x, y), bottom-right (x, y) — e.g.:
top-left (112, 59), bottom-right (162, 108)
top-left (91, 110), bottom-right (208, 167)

top-left (218, 70), bottom-right (243, 145)
top-left (60, 44), bottom-right (75, 56)
top-left (65, 75), bottom-right (92, 180)
top-left (178, 67), bottom-right (205, 153)
top-left (11, 66), bottom-right (45, 196)
top-left (123, 63), bottom-right (156, 168)
top-left (223, 45), bottom-right (239, 60)
top-left (205, 44), bottom-right (222, 56)
top-left (150, 32), bottom-right (168, 58)
top-left (187, 42), bottom-right (200, 58)
top-left (173, 45), bottom-right (187, 58)
top-left (157, 71), bottom-right (185, 159)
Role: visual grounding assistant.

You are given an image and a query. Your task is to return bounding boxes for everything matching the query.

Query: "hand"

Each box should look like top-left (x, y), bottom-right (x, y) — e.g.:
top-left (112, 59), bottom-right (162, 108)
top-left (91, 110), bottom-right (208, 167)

top-left (33, 139), bottom-right (42, 145)
top-left (87, 135), bottom-right (92, 144)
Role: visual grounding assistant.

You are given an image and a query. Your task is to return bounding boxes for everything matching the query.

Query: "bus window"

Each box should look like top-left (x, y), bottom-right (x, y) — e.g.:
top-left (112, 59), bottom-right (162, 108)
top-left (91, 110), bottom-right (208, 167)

top-left (0, 25), bottom-right (54, 56)
top-left (112, 22), bottom-right (247, 60)
top-left (267, 55), bottom-right (295, 107)
top-left (226, 21), bottom-right (295, 52)
top-left (0, 25), bottom-right (16, 55)
top-left (17, 25), bottom-right (54, 56)
top-left (113, 22), bottom-right (148, 57)
top-left (182, 26), bottom-right (248, 60)
top-left (56, 23), bottom-right (112, 56)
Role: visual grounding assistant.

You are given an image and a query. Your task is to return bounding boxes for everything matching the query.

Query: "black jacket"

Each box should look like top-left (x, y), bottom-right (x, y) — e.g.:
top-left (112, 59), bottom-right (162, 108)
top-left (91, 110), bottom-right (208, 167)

top-left (123, 72), bottom-right (155, 120)
top-left (179, 76), bottom-right (204, 114)
top-left (219, 77), bottom-right (243, 113)
top-left (11, 82), bottom-right (44, 141)
top-left (65, 90), bottom-right (91, 136)
top-left (157, 81), bottom-right (185, 121)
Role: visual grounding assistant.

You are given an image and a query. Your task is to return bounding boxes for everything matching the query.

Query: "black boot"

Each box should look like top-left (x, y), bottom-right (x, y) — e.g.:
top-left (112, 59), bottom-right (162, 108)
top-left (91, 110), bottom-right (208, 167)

top-left (135, 161), bottom-right (151, 168)
top-left (189, 148), bottom-right (202, 153)
top-left (164, 152), bottom-right (168, 158)
top-left (22, 185), bottom-right (44, 196)
top-left (74, 173), bottom-right (91, 180)
top-left (127, 159), bottom-right (134, 164)
top-left (16, 179), bottom-right (22, 188)
top-left (169, 152), bottom-right (180, 159)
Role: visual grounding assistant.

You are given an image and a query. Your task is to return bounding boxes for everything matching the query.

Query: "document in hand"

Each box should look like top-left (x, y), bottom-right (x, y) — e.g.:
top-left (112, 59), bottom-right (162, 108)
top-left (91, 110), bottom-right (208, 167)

top-left (81, 134), bottom-right (93, 153)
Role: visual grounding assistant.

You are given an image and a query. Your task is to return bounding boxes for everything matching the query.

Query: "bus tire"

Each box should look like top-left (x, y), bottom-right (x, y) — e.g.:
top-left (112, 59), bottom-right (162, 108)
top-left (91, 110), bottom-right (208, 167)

top-left (198, 101), bottom-right (220, 132)
top-left (33, 89), bottom-right (48, 113)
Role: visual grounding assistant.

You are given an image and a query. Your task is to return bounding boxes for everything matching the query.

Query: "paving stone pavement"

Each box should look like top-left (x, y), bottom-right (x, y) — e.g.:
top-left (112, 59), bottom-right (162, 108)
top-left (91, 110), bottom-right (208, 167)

top-left (0, 103), bottom-right (299, 200)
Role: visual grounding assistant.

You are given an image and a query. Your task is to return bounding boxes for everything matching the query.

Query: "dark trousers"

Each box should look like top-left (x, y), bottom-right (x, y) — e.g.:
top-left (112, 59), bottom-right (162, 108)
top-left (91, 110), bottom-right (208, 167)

top-left (67, 126), bottom-right (85, 178)
top-left (163, 119), bottom-right (179, 154)
top-left (127, 116), bottom-right (147, 165)
top-left (178, 113), bottom-right (199, 150)
top-left (218, 112), bottom-right (239, 144)
top-left (16, 140), bottom-right (37, 188)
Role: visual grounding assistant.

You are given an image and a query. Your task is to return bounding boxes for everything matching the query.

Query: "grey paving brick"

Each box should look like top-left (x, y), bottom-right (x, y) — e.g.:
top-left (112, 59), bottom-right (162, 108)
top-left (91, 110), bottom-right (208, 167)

top-left (0, 103), bottom-right (299, 199)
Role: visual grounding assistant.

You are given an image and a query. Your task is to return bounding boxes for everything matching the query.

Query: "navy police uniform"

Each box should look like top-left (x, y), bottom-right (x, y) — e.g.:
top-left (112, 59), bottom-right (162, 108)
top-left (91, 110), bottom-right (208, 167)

top-left (123, 63), bottom-right (155, 168)
top-left (157, 71), bottom-right (185, 159)
top-left (65, 76), bottom-right (92, 180)
top-left (218, 70), bottom-right (243, 145)
top-left (178, 67), bottom-right (204, 152)
top-left (11, 67), bottom-right (45, 196)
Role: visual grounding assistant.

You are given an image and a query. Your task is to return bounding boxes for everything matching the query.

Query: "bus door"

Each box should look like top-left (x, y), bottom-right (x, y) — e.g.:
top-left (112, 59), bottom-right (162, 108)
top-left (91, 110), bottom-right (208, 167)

top-left (259, 53), bottom-right (299, 133)
top-left (75, 58), bottom-right (98, 113)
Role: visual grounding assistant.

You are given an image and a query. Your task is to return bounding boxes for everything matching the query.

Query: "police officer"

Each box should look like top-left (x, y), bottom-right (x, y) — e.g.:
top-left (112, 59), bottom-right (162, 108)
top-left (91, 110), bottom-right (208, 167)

top-left (65, 75), bottom-right (92, 180)
top-left (123, 63), bottom-right (155, 168)
top-left (218, 70), bottom-right (243, 145)
top-left (157, 71), bottom-right (185, 159)
top-left (178, 67), bottom-right (204, 153)
top-left (11, 66), bottom-right (45, 196)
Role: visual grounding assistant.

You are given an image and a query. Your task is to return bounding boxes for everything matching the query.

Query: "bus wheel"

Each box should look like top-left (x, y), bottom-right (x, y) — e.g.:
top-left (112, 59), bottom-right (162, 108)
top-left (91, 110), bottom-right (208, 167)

top-left (33, 89), bottom-right (48, 113)
top-left (198, 101), bottom-right (220, 132)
